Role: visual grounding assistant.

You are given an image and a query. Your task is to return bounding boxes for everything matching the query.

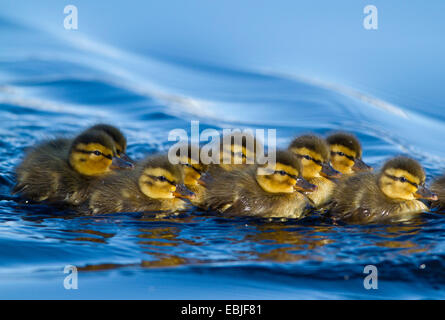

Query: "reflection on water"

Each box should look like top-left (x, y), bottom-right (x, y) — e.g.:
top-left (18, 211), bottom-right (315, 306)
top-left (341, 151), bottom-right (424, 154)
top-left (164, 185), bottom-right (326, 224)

top-left (66, 229), bottom-right (115, 244)
top-left (19, 212), bottom-right (433, 274)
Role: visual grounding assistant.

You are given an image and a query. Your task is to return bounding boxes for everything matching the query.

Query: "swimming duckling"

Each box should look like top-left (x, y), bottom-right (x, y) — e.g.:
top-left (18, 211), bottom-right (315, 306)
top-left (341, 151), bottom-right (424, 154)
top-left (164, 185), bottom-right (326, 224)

top-left (174, 145), bottom-right (208, 207)
top-left (430, 175), bottom-right (445, 209)
top-left (13, 129), bottom-right (133, 205)
top-left (288, 134), bottom-right (341, 207)
top-left (88, 123), bottom-right (134, 163)
top-left (203, 150), bottom-right (316, 218)
top-left (329, 156), bottom-right (438, 224)
top-left (326, 132), bottom-right (372, 175)
top-left (86, 154), bottom-right (194, 215)
top-left (201, 131), bottom-right (262, 186)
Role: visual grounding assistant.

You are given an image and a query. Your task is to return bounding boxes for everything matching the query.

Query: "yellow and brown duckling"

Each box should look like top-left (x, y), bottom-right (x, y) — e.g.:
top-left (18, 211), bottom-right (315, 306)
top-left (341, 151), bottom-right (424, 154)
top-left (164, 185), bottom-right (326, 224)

top-left (13, 128), bottom-right (134, 205)
top-left (85, 154), bottom-right (195, 215)
top-left (326, 132), bottom-right (372, 175)
top-left (204, 131), bottom-right (261, 178)
top-left (175, 145), bottom-right (208, 207)
top-left (329, 156), bottom-right (438, 224)
top-left (288, 134), bottom-right (341, 207)
top-left (203, 150), bottom-right (316, 219)
top-left (88, 123), bottom-right (134, 164)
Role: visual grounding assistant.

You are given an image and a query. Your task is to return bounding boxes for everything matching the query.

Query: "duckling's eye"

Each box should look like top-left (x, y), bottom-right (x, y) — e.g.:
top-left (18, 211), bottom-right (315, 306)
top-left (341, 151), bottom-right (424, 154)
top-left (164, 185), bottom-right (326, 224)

top-left (93, 150), bottom-right (102, 156)
top-left (303, 155), bottom-right (311, 160)
top-left (116, 150), bottom-right (122, 156)
top-left (400, 177), bottom-right (407, 183)
top-left (338, 152), bottom-right (345, 156)
top-left (279, 170), bottom-right (286, 176)
top-left (158, 176), bottom-right (167, 182)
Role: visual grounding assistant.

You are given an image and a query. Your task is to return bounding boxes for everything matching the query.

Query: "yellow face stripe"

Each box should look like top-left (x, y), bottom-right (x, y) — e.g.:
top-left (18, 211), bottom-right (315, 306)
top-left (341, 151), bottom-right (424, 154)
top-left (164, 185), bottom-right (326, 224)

top-left (330, 144), bottom-right (356, 159)
top-left (69, 142), bottom-right (114, 176)
top-left (142, 168), bottom-right (177, 183)
top-left (256, 162), bottom-right (299, 194)
top-left (139, 169), bottom-right (177, 199)
top-left (257, 162), bottom-right (299, 177)
top-left (274, 163), bottom-right (299, 176)
top-left (384, 168), bottom-right (421, 185)
top-left (75, 143), bottom-right (113, 158)
top-left (289, 147), bottom-right (323, 162)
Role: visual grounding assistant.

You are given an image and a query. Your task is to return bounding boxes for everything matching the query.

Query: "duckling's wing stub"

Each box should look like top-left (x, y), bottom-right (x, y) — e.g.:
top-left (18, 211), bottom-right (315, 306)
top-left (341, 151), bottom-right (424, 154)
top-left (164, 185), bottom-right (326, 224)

top-left (13, 138), bottom-right (73, 202)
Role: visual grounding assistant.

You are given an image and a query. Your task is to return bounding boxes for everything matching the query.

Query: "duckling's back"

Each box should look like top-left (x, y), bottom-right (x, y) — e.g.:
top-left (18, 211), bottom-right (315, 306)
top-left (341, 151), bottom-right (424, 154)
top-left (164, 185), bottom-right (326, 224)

top-left (13, 138), bottom-right (89, 204)
top-left (85, 167), bottom-right (188, 215)
top-left (84, 169), bottom-right (142, 214)
top-left (203, 167), bottom-right (247, 212)
top-left (330, 172), bottom-right (427, 223)
top-left (204, 167), bottom-right (308, 218)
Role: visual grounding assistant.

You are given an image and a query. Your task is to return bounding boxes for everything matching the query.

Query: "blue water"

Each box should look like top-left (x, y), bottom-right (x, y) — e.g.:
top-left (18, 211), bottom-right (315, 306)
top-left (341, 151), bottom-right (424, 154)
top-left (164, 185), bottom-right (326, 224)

top-left (1, 1), bottom-right (445, 299)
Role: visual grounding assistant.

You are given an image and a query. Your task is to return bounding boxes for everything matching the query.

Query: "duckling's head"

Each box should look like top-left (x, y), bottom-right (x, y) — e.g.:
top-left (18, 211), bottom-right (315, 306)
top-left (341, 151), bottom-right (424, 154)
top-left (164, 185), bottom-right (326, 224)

top-left (256, 150), bottom-right (317, 194)
top-left (378, 156), bottom-right (437, 201)
top-left (218, 131), bottom-right (261, 170)
top-left (326, 132), bottom-right (372, 174)
top-left (69, 130), bottom-right (133, 176)
top-left (138, 155), bottom-right (194, 200)
top-left (88, 124), bottom-right (133, 163)
top-left (176, 145), bottom-right (208, 186)
top-left (288, 134), bottom-right (341, 179)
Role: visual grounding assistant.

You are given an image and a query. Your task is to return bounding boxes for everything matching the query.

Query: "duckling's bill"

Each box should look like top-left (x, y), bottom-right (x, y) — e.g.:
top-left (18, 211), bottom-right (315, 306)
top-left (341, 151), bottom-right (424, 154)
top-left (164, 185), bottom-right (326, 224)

top-left (173, 184), bottom-right (195, 200)
top-left (352, 158), bottom-right (372, 172)
top-left (321, 162), bottom-right (341, 178)
top-left (415, 184), bottom-right (438, 201)
top-left (110, 156), bottom-right (134, 170)
top-left (294, 176), bottom-right (317, 192)
top-left (119, 152), bottom-right (135, 165)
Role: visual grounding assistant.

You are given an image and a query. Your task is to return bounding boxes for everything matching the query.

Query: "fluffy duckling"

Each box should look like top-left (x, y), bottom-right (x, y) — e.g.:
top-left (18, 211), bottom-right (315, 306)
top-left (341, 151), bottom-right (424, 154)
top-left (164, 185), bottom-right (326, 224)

top-left (88, 123), bottom-right (134, 163)
top-left (326, 132), bottom-right (372, 175)
top-left (203, 150), bottom-right (316, 219)
top-left (330, 156), bottom-right (438, 224)
top-left (430, 175), bottom-right (445, 209)
top-left (288, 134), bottom-right (341, 207)
top-left (13, 129), bottom-right (133, 205)
top-left (86, 154), bottom-right (195, 215)
top-left (175, 145), bottom-right (208, 207)
top-left (206, 131), bottom-right (260, 171)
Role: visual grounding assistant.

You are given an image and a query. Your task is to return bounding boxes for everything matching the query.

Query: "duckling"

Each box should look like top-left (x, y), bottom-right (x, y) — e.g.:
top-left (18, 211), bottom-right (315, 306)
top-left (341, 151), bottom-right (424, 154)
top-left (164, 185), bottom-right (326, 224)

top-left (175, 145), bottom-right (208, 207)
top-left (13, 129), bottom-right (133, 205)
top-left (88, 123), bottom-right (134, 163)
top-left (430, 175), bottom-right (445, 209)
top-left (210, 131), bottom-right (260, 171)
top-left (85, 154), bottom-right (195, 215)
top-left (329, 156), bottom-right (438, 224)
top-left (326, 132), bottom-right (372, 175)
top-left (203, 150), bottom-right (316, 219)
top-left (288, 134), bottom-right (341, 207)
top-left (202, 131), bottom-right (261, 184)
